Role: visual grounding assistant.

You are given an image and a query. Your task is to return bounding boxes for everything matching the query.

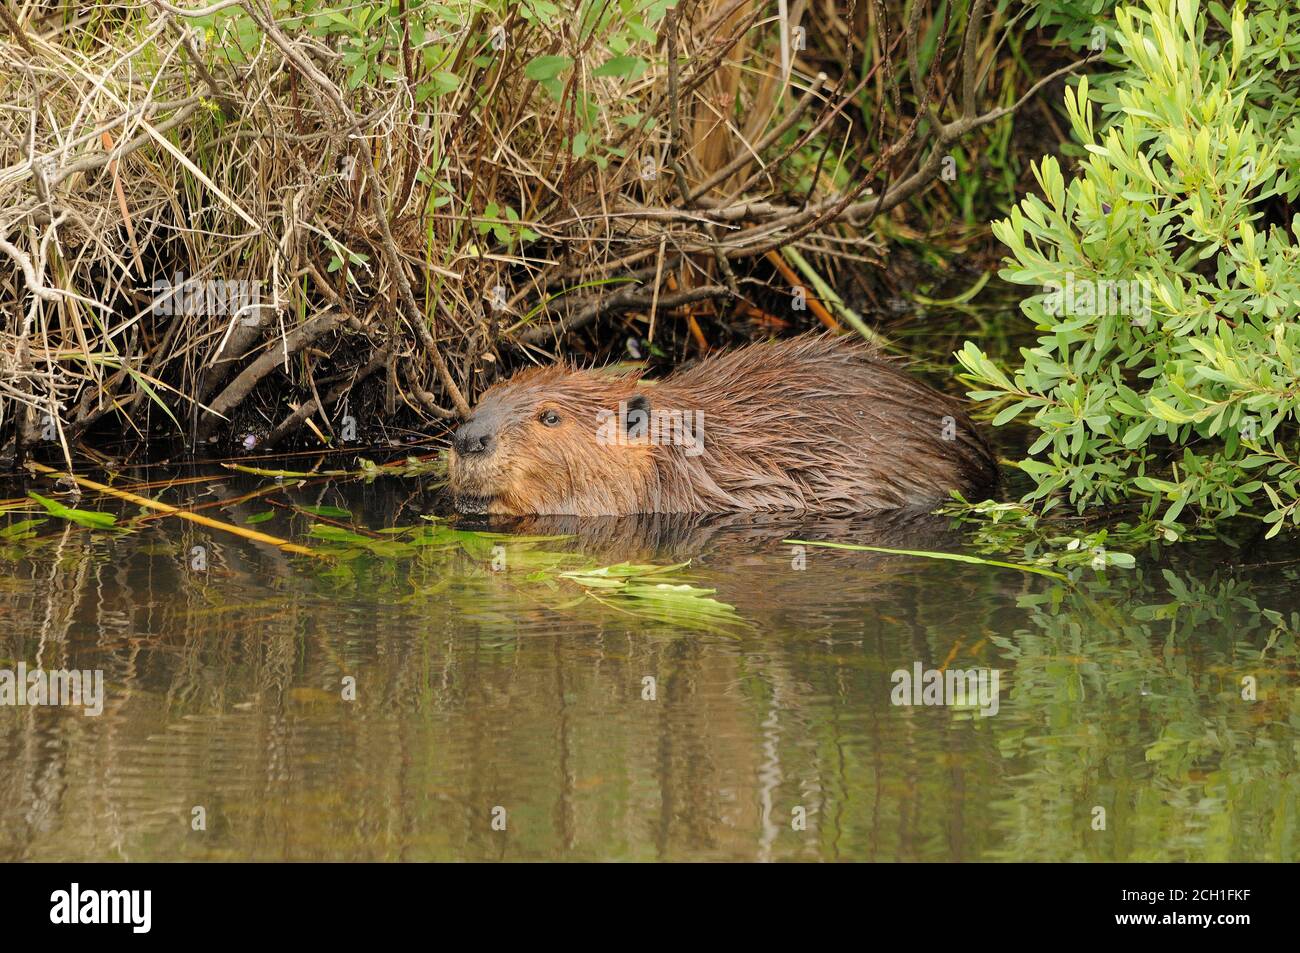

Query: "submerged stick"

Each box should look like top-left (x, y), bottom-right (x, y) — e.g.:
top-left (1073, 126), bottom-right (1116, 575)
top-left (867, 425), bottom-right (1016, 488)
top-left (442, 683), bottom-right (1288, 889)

top-left (26, 462), bottom-right (326, 558)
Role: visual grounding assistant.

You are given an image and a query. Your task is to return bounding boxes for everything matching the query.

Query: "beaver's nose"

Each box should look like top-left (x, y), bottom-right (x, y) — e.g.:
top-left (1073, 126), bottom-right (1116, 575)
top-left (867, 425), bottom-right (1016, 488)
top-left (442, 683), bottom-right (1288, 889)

top-left (452, 419), bottom-right (494, 456)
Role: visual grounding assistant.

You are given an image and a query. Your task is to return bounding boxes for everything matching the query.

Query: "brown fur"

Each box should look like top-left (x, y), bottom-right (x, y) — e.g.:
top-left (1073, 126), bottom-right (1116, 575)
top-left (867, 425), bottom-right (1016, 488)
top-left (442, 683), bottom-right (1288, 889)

top-left (448, 334), bottom-right (998, 516)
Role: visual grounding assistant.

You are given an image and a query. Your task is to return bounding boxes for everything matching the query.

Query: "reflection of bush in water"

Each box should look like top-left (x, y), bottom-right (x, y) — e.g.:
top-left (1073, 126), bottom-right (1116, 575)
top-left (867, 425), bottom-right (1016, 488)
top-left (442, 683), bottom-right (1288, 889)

top-left (986, 570), bottom-right (1299, 861)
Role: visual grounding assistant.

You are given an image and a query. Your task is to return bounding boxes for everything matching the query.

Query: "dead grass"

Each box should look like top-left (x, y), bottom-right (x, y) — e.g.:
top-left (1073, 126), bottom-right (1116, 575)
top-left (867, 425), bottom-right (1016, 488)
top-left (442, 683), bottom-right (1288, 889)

top-left (0, 0), bottom-right (1084, 465)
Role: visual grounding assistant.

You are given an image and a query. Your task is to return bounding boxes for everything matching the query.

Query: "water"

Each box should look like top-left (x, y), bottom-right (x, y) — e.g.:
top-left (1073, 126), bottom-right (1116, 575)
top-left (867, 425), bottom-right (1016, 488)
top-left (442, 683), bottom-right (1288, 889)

top-left (0, 468), bottom-right (1296, 861)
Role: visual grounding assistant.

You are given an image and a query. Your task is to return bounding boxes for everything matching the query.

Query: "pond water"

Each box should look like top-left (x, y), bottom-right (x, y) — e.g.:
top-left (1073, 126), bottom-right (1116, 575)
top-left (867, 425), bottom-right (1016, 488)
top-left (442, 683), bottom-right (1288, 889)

top-left (0, 466), bottom-right (1296, 861)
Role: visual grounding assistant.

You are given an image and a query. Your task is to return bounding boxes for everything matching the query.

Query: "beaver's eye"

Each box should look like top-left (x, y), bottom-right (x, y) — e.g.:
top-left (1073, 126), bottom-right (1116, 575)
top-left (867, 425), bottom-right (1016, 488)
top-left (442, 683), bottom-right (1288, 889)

top-left (540, 410), bottom-right (561, 427)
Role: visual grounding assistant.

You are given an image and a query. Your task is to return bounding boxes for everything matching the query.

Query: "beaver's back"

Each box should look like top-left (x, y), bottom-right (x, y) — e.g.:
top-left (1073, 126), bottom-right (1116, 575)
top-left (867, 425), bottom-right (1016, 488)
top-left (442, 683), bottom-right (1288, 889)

top-left (645, 335), bottom-right (998, 513)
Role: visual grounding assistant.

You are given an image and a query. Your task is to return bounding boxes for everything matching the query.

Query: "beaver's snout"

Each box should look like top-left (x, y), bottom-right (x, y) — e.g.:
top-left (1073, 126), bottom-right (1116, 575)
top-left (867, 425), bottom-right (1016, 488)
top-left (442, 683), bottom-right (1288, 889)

top-left (448, 407), bottom-right (510, 514)
top-left (452, 416), bottom-right (495, 456)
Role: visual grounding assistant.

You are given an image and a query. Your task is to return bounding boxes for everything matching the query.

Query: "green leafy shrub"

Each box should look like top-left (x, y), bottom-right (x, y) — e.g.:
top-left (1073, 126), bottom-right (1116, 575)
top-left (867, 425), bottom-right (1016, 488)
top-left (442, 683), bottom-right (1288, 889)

top-left (1022, 0), bottom-right (1118, 51)
top-left (959, 0), bottom-right (1300, 538)
top-left (1024, 0), bottom-right (1300, 177)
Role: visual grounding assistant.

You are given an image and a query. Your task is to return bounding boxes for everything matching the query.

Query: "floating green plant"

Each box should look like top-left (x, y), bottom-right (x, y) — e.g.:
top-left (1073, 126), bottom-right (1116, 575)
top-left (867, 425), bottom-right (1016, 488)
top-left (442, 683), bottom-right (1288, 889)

top-left (784, 537), bottom-right (1071, 580)
top-left (313, 521), bottom-right (747, 634)
top-left (559, 562), bottom-right (748, 635)
top-left (224, 463), bottom-right (352, 478)
top-left (0, 518), bottom-right (50, 560)
top-left (0, 519), bottom-right (46, 541)
top-left (297, 504), bottom-right (353, 519)
top-left (226, 455), bottom-right (446, 483)
top-left (27, 492), bottom-right (118, 530)
top-left (941, 495), bottom-right (1157, 572)
top-left (307, 524), bottom-right (419, 558)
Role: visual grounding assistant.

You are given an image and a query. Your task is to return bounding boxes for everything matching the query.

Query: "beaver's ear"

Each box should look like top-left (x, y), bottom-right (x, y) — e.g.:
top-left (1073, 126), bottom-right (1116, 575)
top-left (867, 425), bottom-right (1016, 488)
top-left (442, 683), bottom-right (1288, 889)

top-left (622, 393), bottom-right (651, 438)
top-left (625, 393), bottom-right (651, 417)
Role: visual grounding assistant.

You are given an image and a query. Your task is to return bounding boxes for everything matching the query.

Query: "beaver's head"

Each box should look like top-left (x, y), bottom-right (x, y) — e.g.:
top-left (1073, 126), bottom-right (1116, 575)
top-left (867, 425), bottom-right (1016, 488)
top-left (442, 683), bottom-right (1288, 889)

top-left (448, 365), bottom-right (656, 516)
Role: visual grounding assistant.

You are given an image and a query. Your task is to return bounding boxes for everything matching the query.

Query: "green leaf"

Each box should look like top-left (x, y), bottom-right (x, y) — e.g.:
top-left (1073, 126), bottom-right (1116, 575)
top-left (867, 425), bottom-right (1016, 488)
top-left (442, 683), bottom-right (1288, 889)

top-left (0, 519), bottom-right (46, 540)
top-left (593, 55), bottom-right (648, 79)
top-left (298, 504), bottom-right (353, 519)
top-left (524, 55), bottom-right (572, 82)
top-left (27, 492), bottom-right (117, 529)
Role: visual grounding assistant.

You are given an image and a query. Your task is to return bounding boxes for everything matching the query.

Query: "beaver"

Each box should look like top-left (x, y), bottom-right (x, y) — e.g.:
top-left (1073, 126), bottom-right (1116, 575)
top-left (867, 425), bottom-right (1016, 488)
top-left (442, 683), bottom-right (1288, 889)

top-left (448, 334), bottom-right (998, 516)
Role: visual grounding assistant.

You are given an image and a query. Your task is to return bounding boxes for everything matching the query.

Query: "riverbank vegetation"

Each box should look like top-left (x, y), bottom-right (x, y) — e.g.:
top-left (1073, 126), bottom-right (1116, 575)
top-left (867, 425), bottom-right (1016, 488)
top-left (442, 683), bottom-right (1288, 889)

top-left (1, 0), bottom-right (1297, 555)
top-left (960, 0), bottom-right (1300, 541)
top-left (0, 0), bottom-right (1086, 456)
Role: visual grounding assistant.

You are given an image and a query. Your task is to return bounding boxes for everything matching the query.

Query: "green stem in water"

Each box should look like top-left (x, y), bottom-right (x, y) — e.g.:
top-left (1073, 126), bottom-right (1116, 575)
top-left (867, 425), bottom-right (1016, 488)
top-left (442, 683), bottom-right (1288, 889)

top-left (783, 538), bottom-right (1069, 580)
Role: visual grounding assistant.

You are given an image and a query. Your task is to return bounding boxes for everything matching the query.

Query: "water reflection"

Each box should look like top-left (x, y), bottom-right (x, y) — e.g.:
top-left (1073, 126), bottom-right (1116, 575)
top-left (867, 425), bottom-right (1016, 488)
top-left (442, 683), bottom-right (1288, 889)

top-left (0, 473), bottom-right (1296, 860)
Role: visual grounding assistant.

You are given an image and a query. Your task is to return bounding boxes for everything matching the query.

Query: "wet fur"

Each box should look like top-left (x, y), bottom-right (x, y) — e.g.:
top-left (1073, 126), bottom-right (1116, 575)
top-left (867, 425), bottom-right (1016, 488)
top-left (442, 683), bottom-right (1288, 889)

top-left (448, 335), bottom-right (998, 516)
